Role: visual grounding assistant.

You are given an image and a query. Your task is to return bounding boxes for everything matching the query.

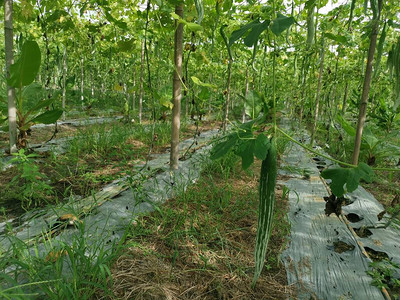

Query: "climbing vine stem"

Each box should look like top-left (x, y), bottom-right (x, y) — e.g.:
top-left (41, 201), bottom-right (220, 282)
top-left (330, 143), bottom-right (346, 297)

top-left (276, 127), bottom-right (400, 172)
top-left (272, 0), bottom-right (277, 136)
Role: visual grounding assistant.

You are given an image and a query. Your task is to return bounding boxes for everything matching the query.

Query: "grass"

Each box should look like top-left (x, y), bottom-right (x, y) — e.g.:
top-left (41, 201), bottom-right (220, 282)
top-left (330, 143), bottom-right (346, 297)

top-left (106, 153), bottom-right (292, 299)
top-left (1, 115), bottom-right (292, 298)
top-left (0, 150), bottom-right (292, 299)
top-left (0, 119), bottom-right (196, 218)
top-left (0, 221), bottom-right (125, 300)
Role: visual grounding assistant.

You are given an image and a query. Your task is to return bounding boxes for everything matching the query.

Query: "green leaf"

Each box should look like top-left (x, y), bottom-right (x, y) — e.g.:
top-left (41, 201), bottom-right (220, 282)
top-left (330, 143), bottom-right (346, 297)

top-left (65, 76), bottom-right (75, 87)
top-left (8, 41), bottom-right (41, 88)
top-left (346, 168), bottom-right (360, 192)
top-left (270, 13), bottom-right (295, 36)
top-left (159, 97), bottom-right (173, 109)
top-left (238, 121), bottom-right (255, 139)
top-left (305, 0), bottom-right (317, 10)
top-left (170, 12), bottom-right (181, 20)
top-left (356, 163), bottom-right (374, 183)
top-left (336, 114), bottom-right (356, 136)
top-left (222, 0), bottom-right (233, 11)
top-left (117, 39), bottom-right (134, 52)
top-left (210, 135), bottom-right (238, 160)
top-left (243, 20), bottom-right (270, 47)
top-left (321, 163), bottom-right (374, 197)
top-left (236, 139), bottom-right (255, 169)
top-left (388, 20), bottom-right (400, 29)
top-left (28, 109), bottom-right (63, 125)
top-left (254, 134), bottom-right (270, 160)
top-left (186, 22), bottom-right (203, 32)
top-left (22, 83), bottom-right (43, 100)
top-left (28, 98), bottom-right (55, 114)
top-left (321, 167), bottom-right (349, 197)
top-left (244, 91), bottom-right (264, 119)
top-left (325, 32), bottom-right (348, 44)
top-left (166, 0), bottom-right (183, 5)
top-left (0, 116), bottom-right (8, 125)
top-left (191, 76), bottom-right (217, 89)
top-left (229, 20), bottom-right (260, 46)
top-left (103, 9), bottom-right (127, 30)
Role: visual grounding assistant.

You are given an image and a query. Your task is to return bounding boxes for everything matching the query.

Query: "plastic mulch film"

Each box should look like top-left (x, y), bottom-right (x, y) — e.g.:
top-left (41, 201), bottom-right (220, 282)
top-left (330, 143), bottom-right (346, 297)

top-left (279, 125), bottom-right (398, 300)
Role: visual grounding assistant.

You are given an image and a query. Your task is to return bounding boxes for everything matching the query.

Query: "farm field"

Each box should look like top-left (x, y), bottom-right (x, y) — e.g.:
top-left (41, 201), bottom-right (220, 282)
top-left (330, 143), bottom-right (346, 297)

top-left (1, 0), bottom-right (400, 299)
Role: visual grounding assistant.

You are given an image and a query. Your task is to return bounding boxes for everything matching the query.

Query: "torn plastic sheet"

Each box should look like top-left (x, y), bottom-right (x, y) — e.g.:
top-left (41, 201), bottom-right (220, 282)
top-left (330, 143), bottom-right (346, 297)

top-left (279, 124), bottom-right (399, 300)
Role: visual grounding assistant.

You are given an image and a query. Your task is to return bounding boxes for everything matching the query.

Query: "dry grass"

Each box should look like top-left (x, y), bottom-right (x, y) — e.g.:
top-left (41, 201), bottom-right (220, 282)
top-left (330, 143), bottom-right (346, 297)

top-left (102, 161), bottom-right (292, 300)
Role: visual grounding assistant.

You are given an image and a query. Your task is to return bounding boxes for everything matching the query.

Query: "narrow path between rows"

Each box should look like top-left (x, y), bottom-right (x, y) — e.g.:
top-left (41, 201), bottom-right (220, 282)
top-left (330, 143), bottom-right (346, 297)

top-left (0, 126), bottom-right (220, 262)
top-left (279, 120), bottom-right (400, 300)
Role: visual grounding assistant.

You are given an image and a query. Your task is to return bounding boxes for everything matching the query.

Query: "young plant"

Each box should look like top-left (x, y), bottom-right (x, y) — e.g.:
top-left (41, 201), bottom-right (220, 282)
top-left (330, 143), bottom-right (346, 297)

top-left (370, 98), bottom-right (400, 133)
top-left (9, 149), bottom-right (53, 208)
top-left (0, 41), bottom-right (63, 148)
top-left (368, 260), bottom-right (400, 294)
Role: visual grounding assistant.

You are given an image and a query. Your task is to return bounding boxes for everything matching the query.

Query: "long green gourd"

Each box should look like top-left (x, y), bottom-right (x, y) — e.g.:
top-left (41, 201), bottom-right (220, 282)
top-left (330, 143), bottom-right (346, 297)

top-left (253, 138), bottom-right (277, 287)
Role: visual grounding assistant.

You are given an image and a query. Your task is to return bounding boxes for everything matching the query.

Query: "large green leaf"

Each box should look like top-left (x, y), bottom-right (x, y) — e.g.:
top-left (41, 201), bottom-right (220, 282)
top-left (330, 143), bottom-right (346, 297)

top-left (244, 91), bottom-right (264, 119)
top-left (0, 116), bottom-right (7, 125)
top-left (222, 0), bottom-right (233, 11)
top-left (186, 22), bottom-right (203, 32)
top-left (22, 83), bottom-right (43, 100)
top-left (336, 115), bottom-right (356, 136)
top-left (238, 119), bottom-right (256, 139)
top-left (243, 20), bottom-right (270, 47)
top-left (8, 41), bottom-right (41, 88)
top-left (235, 139), bottom-right (255, 169)
top-left (356, 163), bottom-right (374, 183)
top-left (321, 167), bottom-right (349, 197)
top-left (29, 98), bottom-right (56, 114)
top-left (210, 134), bottom-right (238, 160)
top-left (254, 134), bottom-right (270, 160)
top-left (28, 109), bottom-right (63, 125)
top-left (191, 76), bottom-right (217, 89)
top-left (321, 163), bottom-right (374, 197)
top-left (65, 76), bottom-right (75, 87)
top-left (270, 13), bottom-right (295, 36)
top-left (103, 9), bottom-right (127, 30)
top-left (229, 20), bottom-right (260, 46)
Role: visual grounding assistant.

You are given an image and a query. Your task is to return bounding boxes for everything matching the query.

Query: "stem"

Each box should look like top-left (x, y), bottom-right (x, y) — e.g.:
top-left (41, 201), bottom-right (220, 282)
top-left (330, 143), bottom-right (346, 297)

top-left (310, 34), bottom-right (325, 146)
top-left (352, 0), bottom-right (383, 165)
top-left (4, 0), bottom-right (17, 153)
top-left (144, 0), bottom-right (153, 119)
top-left (277, 127), bottom-right (355, 167)
top-left (277, 127), bottom-right (400, 172)
top-left (170, 4), bottom-right (184, 170)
